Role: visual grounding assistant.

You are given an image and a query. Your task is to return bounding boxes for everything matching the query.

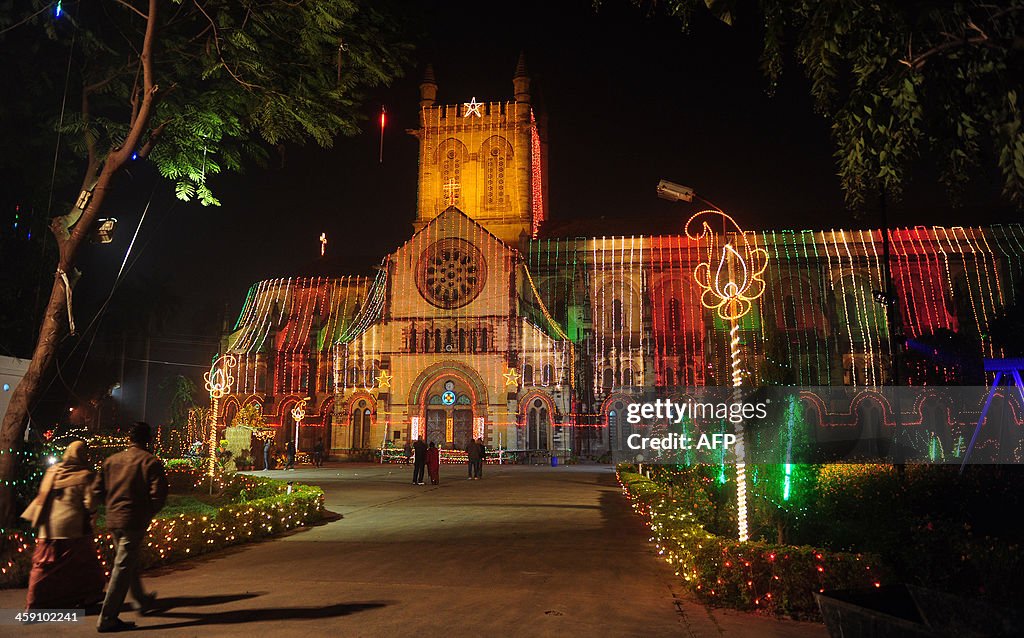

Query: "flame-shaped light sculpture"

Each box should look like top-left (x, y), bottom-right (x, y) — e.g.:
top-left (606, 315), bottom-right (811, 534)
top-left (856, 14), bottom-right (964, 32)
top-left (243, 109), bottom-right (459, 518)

top-left (204, 354), bottom-right (237, 477)
top-left (685, 209), bottom-right (768, 542)
top-left (686, 210), bottom-right (768, 321)
top-left (291, 397), bottom-right (309, 451)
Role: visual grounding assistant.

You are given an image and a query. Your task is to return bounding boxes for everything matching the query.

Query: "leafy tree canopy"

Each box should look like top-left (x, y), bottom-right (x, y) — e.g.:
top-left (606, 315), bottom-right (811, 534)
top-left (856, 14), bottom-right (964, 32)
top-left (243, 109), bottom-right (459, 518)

top-left (3, 0), bottom-right (411, 206)
top-left (625, 0), bottom-right (1024, 209)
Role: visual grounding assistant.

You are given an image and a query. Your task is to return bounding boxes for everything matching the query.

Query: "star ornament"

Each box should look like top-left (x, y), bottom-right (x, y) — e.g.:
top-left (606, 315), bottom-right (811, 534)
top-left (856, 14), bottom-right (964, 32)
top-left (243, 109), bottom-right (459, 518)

top-left (463, 97), bottom-right (483, 118)
top-left (503, 368), bottom-right (521, 388)
top-left (375, 370), bottom-right (392, 391)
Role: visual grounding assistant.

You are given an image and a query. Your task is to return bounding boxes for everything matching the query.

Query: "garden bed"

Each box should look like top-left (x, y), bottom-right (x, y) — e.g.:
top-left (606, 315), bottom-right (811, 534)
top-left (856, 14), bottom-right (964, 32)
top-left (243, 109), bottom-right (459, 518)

top-left (0, 466), bottom-right (324, 588)
top-left (619, 463), bottom-right (1024, 619)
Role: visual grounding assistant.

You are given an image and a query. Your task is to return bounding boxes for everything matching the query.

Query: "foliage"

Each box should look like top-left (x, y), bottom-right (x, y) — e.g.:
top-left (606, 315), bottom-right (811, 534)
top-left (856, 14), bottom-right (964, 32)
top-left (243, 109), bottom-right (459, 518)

top-left (162, 375), bottom-right (198, 456)
top-left (231, 403), bottom-right (266, 430)
top-left (3, 0), bottom-right (411, 207)
top-left (619, 469), bottom-right (885, 618)
top-left (1, 467), bottom-right (324, 587)
top-left (629, 0), bottom-right (1024, 209)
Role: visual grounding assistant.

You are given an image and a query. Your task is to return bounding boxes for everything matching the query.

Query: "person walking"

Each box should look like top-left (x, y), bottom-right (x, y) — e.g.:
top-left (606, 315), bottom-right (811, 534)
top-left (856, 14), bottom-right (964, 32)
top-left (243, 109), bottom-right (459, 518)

top-left (21, 440), bottom-right (105, 611)
top-left (263, 438), bottom-right (272, 471)
top-left (427, 441), bottom-right (441, 485)
top-left (474, 437), bottom-right (486, 479)
top-left (285, 439), bottom-right (296, 470)
top-left (94, 422), bottom-right (168, 633)
top-left (412, 436), bottom-right (427, 485)
top-left (313, 438), bottom-right (324, 468)
top-left (465, 438), bottom-right (481, 480)
top-left (403, 440), bottom-right (412, 465)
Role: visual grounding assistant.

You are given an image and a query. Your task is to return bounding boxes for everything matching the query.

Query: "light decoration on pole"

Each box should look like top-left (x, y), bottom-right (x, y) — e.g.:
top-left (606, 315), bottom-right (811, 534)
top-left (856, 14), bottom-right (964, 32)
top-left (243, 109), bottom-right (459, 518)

top-left (204, 354), bottom-right (237, 477)
top-left (686, 210), bottom-right (768, 543)
top-left (291, 397), bottom-right (309, 452)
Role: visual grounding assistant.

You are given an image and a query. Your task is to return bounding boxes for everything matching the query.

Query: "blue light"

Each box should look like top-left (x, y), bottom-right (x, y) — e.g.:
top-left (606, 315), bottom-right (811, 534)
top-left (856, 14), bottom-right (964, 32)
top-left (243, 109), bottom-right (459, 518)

top-left (55, 0), bottom-right (62, 18)
top-left (131, 152), bottom-right (138, 161)
top-left (2, 384), bottom-right (10, 392)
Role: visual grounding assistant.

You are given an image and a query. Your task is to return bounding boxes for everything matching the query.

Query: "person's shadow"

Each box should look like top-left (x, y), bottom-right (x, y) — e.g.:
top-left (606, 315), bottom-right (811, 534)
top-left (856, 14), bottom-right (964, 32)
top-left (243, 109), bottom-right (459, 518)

top-left (139, 594), bottom-right (389, 629)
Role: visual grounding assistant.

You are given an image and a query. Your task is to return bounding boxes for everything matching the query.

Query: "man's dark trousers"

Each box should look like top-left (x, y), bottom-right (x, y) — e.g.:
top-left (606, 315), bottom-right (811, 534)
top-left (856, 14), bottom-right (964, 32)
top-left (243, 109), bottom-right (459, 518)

top-left (413, 461), bottom-right (426, 484)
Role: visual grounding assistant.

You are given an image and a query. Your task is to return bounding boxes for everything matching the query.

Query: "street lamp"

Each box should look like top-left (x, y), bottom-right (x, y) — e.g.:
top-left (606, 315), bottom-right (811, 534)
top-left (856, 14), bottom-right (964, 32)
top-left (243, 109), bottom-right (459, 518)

top-left (661, 180), bottom-right (769, 543)
top-left (204, 354), bottom-right (236, 478)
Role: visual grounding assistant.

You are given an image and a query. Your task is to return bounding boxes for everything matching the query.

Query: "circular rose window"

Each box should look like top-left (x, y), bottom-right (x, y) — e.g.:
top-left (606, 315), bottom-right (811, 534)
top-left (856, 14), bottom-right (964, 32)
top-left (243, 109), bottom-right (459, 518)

top-left (416, 238), bottom-right (486, 309)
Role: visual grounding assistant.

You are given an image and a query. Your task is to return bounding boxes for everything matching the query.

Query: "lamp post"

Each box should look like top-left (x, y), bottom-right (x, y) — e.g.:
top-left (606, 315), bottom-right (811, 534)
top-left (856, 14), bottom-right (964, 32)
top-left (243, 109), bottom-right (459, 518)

top-left (660, 181), bottom-right (769, 542)
top-left (203, 354), bottom-right (236, 479)
top-left (291, 397), bottom-right (309, 454)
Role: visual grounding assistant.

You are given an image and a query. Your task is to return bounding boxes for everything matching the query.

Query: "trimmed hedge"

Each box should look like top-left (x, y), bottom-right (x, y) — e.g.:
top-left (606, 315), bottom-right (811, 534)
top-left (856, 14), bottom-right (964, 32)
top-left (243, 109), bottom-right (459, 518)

top-left (619, 469), bottom-right (887, 618)
top-left (1, 469), bottom-right (324, 588)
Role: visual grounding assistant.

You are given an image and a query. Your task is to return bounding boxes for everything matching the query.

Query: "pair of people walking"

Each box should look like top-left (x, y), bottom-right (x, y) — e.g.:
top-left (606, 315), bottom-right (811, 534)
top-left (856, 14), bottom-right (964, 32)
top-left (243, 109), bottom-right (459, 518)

top-left (410, 437), bottom-right (441, 485)
top-left (22, 421), bottom-right (168, 633)
top-left (465, 438), bottom-right (486, 479)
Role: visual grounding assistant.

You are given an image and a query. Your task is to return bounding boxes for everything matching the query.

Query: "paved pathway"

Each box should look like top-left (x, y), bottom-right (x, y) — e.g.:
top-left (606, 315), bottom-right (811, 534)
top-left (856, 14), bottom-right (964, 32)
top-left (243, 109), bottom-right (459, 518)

top-left (1, 464), bottom-right (827, 637)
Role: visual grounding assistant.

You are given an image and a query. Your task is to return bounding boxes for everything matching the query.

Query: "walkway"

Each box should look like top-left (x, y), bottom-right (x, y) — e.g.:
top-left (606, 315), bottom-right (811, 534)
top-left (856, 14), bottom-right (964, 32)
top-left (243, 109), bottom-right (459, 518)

top-left (1, 464), bottom-right (827, 637)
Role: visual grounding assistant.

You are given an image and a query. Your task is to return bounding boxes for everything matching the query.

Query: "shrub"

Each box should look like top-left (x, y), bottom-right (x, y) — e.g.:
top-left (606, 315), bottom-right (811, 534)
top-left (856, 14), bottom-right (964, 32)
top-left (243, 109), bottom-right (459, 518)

top-left (619, 469), bottom-right (887, 618)
top-left (1, 468), bottom-right (324, 588)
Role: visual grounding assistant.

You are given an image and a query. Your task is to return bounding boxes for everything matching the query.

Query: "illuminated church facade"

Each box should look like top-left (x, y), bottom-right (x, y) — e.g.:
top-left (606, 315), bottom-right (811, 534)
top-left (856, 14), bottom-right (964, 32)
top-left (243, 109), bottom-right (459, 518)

top-left (218, 58), bottom-right (1024, 457)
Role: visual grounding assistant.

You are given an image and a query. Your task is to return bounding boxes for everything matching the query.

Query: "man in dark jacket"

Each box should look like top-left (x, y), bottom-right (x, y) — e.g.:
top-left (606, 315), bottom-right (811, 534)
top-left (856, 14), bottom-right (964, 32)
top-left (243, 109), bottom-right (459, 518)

top-left (313, 438), bottom-right (325, 468)
top-left (465, 439), bottom-right (481, 479)
top-left (285, 439), bottom-right (296, 470)
top-left (475, 438), bottom-right (486, 479)
top-left (94, 422), bottom-right (168, 632)
top-left (412, 436), bottom-right (427, 485)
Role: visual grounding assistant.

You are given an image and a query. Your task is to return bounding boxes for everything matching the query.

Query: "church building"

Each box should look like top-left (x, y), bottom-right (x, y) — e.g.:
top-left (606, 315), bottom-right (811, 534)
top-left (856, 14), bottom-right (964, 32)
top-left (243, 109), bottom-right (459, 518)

top-left (218, 57), bottom-right (1024, 459)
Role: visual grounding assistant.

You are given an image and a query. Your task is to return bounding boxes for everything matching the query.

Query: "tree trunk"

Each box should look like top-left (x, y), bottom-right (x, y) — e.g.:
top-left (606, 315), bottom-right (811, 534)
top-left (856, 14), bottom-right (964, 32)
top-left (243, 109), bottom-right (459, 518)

top-left (0, 0), bottom-right (160, 527)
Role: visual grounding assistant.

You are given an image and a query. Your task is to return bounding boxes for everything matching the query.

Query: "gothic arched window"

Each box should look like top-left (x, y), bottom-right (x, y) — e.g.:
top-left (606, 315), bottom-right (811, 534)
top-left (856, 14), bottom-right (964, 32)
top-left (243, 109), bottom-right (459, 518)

top-left (436, 139), bottom-right (468, 208)
top-left (523, 364), bottom-right (534, 386)
top-left (668, 298), bottom-right (681, 331)
top-left (481, 136), bottom-right (513, 210)
top-left (612, 299), bottom-right (623, 332)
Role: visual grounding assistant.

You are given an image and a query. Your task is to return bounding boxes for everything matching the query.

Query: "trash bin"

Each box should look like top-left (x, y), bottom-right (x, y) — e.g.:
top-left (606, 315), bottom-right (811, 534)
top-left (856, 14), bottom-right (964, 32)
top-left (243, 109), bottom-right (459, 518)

top-left (551, 456), bottom-right (558, 467)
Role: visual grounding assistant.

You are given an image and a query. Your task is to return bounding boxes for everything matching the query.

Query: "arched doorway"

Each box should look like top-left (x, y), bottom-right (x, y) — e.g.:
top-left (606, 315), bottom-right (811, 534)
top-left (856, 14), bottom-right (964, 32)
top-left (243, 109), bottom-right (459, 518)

top-left (350, 399), bottom-right (373, 449)
top-left (422, 377), bottom-right (475, 449)
top-left (526, 398), bottom-right (550, 450)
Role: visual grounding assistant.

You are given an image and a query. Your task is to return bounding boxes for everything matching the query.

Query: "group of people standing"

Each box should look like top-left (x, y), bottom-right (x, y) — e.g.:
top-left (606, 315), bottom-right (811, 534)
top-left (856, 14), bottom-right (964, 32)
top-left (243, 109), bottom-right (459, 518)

top-left (21, 422), bottom-right (168, 632)
top-left (406, 437), bottom-right (486, 485)
top-left (261, 437), bottom-right (325, 470)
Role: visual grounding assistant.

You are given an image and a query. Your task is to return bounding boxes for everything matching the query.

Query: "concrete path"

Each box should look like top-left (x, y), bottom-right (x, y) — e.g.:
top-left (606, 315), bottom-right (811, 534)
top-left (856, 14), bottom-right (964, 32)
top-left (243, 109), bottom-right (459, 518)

top-left (1, 464), bottom-right (827, 637)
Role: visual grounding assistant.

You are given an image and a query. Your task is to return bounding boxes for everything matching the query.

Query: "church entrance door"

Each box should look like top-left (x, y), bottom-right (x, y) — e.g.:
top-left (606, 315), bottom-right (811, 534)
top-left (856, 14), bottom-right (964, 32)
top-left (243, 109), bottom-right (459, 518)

top-left (452, 409), bottom-right (473, 450)
top-left (426, 409), bottom-right (446, 447)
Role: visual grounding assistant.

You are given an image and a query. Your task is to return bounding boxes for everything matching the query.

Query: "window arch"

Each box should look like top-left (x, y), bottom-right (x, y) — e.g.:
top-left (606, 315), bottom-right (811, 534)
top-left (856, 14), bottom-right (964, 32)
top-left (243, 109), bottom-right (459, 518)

top-left (434, 328), bottom-right (442, 353)
top-left (602, 368), bottom-right (614, 390)
top-left (612, 299), bottom-right (623, 332)
top-left (668, 298), bottom-right (681, 331)
top-left (481, 136), bottom-right (513, 209)
top-left (435, 138), bottom-right (468, 208)
top-left (527, 399), bottom-right (550, 450)
top-left (523, 364), bottom-right (534, 386)
top-left (542, 364), bottom-right (553, 386)
top-left (409, 325), bottom-right (417, 353)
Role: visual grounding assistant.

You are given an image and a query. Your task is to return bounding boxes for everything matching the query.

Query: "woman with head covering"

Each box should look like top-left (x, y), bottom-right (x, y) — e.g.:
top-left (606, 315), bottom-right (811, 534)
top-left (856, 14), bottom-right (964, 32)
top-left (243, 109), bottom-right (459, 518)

top-left (426, 441), bottom-right (441, 485)
top-left (21, 440), bottom-right (106, 610)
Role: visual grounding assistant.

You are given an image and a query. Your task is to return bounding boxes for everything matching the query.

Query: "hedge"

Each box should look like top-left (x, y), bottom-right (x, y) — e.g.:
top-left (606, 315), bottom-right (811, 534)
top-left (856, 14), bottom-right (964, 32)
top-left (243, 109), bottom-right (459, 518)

top-left (619, 469), bottom-right (887, 618)
top-left (1, 468), bottom-right (324, 588)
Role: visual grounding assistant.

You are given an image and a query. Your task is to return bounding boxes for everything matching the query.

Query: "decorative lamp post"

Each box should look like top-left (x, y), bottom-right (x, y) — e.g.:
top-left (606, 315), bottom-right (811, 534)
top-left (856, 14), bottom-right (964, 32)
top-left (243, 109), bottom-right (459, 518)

top-left (659, 180), bottom-right (769, 541)
top-left (203, 354), bottom-right (236, 478)
top-left (291, 397), bottom-right (310, 453)
top-left (685, 209), bottom-right (768, 542)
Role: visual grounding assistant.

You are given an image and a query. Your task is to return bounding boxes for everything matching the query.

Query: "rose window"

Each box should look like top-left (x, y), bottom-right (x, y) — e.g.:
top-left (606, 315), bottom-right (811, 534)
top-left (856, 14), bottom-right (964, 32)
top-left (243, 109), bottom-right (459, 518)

top-left (416, 239), bottom-right (486, 309)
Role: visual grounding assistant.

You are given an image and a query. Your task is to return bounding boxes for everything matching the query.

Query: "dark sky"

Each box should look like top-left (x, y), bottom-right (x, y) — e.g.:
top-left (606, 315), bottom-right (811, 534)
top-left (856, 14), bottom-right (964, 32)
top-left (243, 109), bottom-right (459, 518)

top-left (25, 0), bottom-right (1018, 420)
top-left (125, 0), bottom-right (1014, 328)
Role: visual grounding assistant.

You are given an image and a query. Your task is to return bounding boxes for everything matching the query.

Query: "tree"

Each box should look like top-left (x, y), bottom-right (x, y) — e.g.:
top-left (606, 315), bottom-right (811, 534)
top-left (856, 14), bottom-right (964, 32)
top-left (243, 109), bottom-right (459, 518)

top-left (162, 374), bottom-right (198, 456)
top-left (627, 0), bottom-right (1024, 208)
top-left (0, 0), bottom-right (410, 524)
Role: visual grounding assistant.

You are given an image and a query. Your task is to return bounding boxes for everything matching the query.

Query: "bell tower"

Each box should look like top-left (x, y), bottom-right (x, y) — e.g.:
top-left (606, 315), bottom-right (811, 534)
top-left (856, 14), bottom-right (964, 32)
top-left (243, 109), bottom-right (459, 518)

top-left (409, 55), bottom-right (547, 245)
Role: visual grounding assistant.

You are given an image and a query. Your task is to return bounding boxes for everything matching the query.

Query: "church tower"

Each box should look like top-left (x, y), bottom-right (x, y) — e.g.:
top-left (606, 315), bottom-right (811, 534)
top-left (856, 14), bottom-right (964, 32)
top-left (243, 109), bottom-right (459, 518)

top-left (410, 54), bottom-right (547, 245)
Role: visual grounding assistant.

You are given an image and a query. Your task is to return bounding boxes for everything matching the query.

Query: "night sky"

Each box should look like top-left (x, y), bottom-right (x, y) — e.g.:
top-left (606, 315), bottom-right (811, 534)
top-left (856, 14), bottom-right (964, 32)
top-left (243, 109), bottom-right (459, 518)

top-left (19, 0), bottom-right (1019, 423)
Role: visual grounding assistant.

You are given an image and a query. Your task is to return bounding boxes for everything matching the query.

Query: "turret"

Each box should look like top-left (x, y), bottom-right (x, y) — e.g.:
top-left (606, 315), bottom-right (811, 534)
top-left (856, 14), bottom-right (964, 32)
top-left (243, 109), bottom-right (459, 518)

top-left (419, 64), bottom-right (438, 109)
top-left (513, 52), bottom-right (530, 104)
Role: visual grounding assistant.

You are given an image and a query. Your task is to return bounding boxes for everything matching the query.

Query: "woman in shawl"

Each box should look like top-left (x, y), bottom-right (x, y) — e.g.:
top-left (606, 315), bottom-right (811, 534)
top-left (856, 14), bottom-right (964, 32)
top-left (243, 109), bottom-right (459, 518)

top-left (22, 440), bottom-right (106, 610)
top-left (426, 441), bottom-right (440, 485)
